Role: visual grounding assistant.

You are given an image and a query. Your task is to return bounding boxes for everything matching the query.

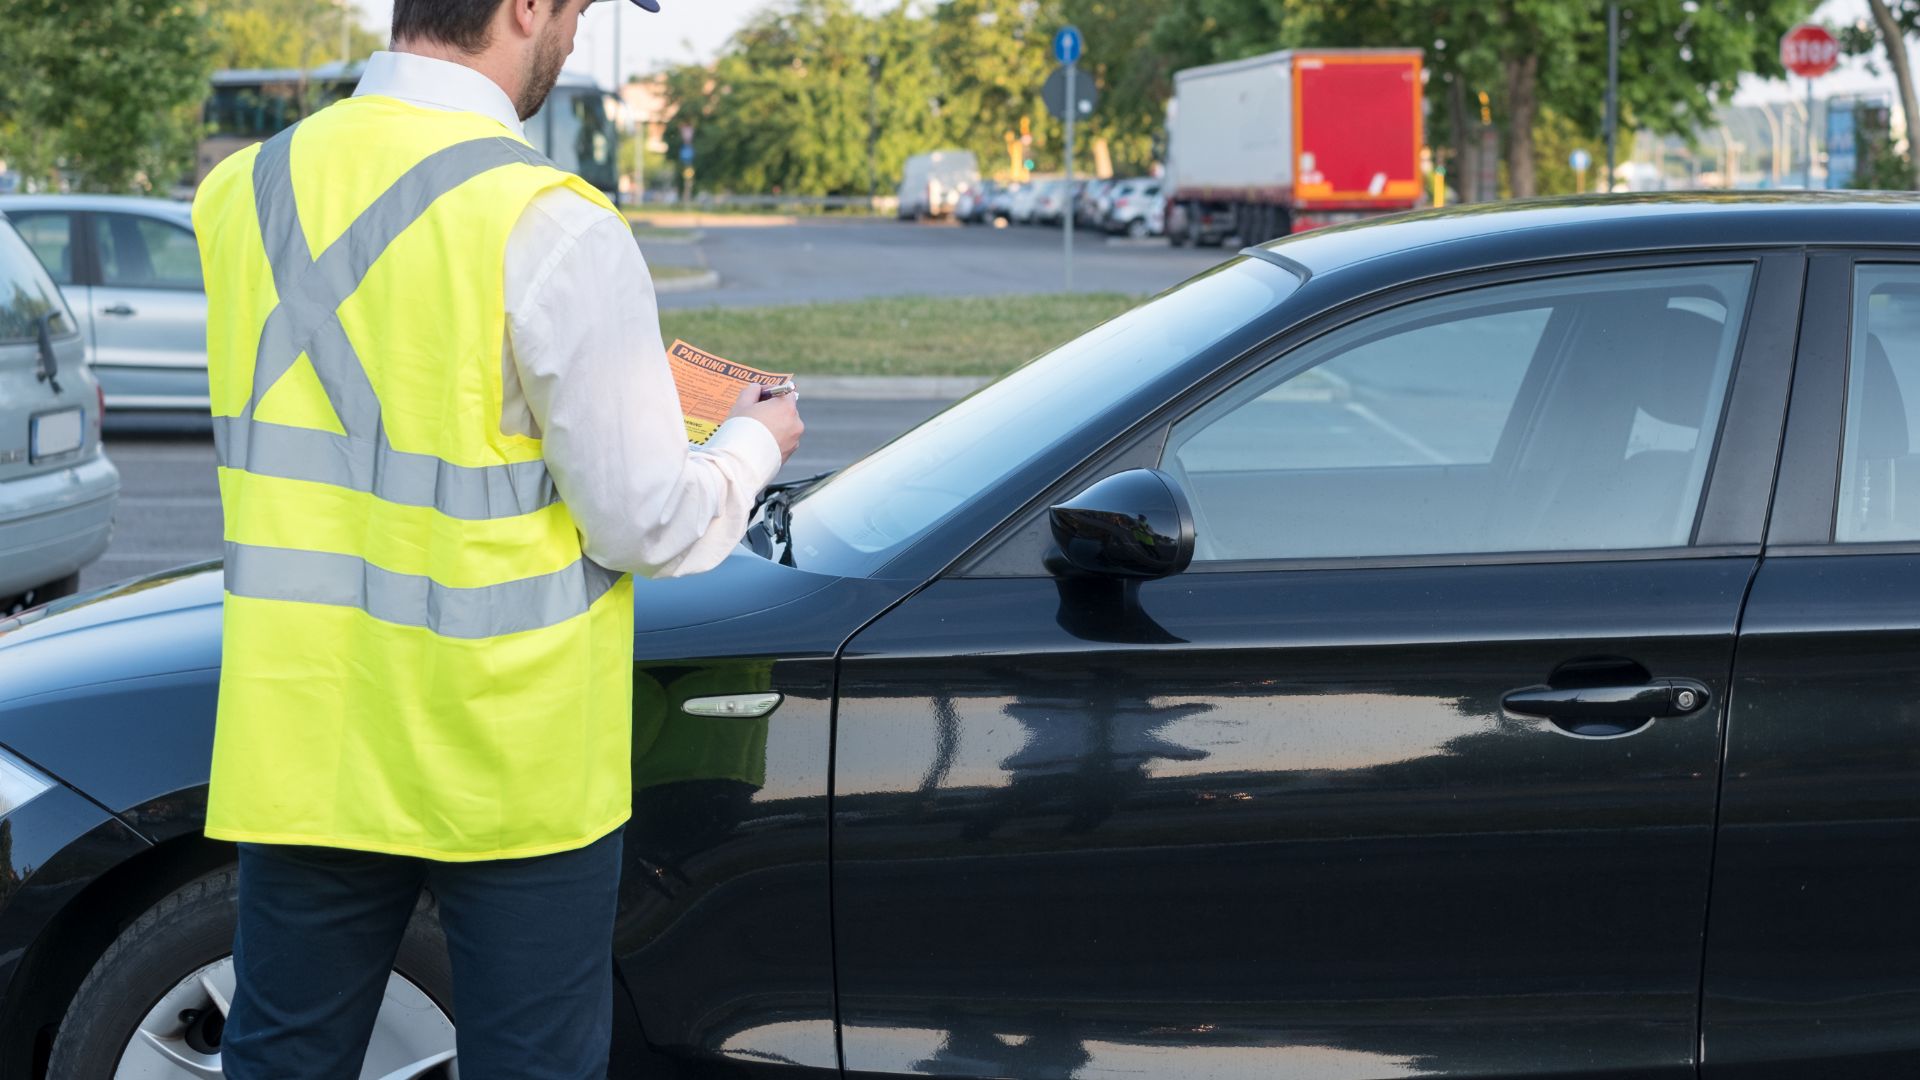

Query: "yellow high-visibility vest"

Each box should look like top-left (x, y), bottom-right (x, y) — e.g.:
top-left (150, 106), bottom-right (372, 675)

top-left (194, 96), bottom-right (635, 861)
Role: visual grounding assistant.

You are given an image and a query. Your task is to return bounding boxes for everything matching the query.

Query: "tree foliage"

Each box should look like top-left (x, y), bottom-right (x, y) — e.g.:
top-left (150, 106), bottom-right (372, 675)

top-left (665, 0), bottom-right (1813, 199)
top-left (666, 0), bottom-right (947, 196)
top-left (211, 0), bottom-right (384, 71)
top-left (0, 0), bottom-right (217, 192)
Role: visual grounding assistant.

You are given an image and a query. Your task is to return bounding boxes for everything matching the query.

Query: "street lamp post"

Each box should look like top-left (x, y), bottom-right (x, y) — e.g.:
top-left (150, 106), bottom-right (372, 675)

top-left (867, 54), bottom-right (881, 203)
top-left (610, 1), bottom-right (623, 204)
top-left (1605, 2), bottom-right (1619, 192)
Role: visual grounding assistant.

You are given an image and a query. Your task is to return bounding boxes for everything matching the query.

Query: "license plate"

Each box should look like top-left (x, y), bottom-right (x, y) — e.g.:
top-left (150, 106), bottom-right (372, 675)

top-left (29, 408), bottom-right (82, 462)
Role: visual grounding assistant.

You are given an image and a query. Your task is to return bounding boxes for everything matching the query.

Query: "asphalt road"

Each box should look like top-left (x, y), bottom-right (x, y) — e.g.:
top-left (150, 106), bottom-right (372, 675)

top-left (84, 396), bottom-right (951, 592)
top-left (647, 217), bottom-right (1223, 309)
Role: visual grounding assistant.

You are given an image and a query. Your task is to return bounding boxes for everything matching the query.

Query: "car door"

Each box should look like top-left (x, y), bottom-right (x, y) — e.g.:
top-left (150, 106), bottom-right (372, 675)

top-left (1702, 252), bottom-right (1920, 1078)
top-left (831, 253), bottom-right (1803, 1080)
top-left (86, 211), bottom-right (207, 375)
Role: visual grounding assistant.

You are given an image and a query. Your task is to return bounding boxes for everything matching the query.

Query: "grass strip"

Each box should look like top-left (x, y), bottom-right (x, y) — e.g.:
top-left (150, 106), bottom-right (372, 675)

top-left (658, 293), bottom-right (1138, 377)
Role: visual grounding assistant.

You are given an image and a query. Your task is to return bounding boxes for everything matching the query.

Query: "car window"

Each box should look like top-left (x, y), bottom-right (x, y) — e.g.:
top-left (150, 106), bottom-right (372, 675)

top-left (1163, 264), bottom-right (1754, 562)
top-left (0, 221), bottom-right (77, 343)
top-left (94, 213), bottom-right (202, 291)
top-left (1836, 264), bottom-right (1920, 542)
top-left (9, 213), bottom-right (75, 285)
top-left (788, 258), bottom-right (1302, 575)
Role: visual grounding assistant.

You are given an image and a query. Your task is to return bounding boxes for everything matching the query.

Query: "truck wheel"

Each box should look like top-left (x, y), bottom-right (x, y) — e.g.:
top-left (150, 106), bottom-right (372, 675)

top-left (1168, 205), bottom-right (1191, 247)
top-left (48, 869), bottom-right (457, 1080)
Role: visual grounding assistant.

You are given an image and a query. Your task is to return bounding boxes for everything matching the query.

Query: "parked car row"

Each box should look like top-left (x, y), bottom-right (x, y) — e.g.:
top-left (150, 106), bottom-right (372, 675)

top-left (958, 176), bottom-right (1167, 237)
top-left (0, 196), bottom-right (209, 414)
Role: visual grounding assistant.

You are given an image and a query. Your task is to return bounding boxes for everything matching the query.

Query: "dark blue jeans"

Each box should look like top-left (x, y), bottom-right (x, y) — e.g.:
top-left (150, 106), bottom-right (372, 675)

top-left (221, 827), bottom-right (625, 1080)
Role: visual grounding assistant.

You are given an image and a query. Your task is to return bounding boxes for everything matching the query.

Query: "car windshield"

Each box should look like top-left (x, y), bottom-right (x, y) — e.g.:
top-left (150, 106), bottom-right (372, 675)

top-left (785, 257), bottom-right (1301, 576)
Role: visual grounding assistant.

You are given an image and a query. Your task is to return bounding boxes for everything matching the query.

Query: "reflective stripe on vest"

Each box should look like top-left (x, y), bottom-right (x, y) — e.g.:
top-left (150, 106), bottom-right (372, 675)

top-left (217, 126), bottom-right (607, 634)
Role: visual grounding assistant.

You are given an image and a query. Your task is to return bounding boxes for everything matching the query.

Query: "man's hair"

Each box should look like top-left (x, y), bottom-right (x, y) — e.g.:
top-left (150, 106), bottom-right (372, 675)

top-left (391, 0), bottom-right (569, 53)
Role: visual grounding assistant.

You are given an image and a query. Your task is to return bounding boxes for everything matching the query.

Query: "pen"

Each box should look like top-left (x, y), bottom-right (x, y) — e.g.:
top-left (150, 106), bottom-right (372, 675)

top-left (760, 384), bottom-right (798, 400)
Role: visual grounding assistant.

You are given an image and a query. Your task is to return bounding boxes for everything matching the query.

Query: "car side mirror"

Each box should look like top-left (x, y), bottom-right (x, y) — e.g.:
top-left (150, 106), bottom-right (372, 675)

top-left (1046, 468), bottom-right (1196, 579)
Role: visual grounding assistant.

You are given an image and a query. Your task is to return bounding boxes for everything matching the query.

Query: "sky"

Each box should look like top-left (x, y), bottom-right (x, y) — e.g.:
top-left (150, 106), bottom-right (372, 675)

top-left (353, 0), bottom-right (1920, 109)
top-left (353, 0), bottom-right (854, 84)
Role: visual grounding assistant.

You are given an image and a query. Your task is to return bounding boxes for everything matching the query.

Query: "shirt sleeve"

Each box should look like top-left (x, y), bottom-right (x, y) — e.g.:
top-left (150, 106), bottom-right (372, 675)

top-left (503, 189), bottom-right (782, 579)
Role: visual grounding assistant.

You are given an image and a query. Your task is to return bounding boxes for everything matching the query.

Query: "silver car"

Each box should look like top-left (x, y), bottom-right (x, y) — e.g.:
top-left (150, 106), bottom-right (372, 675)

top-left (0, 211), bottom-right (117, 610)
top-left (0, 195), bottom-right (206, 414)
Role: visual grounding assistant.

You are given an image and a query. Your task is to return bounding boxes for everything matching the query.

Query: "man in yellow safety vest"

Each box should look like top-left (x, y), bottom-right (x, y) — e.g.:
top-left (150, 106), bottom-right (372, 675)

top-left (193, 0), bottom-right (804, 1074)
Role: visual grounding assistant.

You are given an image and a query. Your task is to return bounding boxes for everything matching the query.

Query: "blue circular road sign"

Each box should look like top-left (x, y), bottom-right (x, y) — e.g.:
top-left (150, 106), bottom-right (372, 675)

top-left (1053, 26), bottom-right (1084, 65)
top-left (1569, 147), bottom-right (1592, 172)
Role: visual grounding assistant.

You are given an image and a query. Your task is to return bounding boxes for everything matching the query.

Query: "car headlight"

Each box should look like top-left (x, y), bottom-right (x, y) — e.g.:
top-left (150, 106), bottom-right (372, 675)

top-left (0, 749), bottom-right (54, 818)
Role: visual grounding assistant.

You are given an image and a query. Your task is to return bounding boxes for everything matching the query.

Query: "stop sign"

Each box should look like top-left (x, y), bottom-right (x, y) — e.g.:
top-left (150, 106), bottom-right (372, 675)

top-left (1781, 24), bottom-right (1839, 78)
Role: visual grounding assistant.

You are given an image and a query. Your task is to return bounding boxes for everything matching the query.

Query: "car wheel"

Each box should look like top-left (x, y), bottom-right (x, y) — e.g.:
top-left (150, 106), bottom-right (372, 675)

top-left (48, 869), bottom-right (457, 1080)
top-left (1127, 217), bottom-right (1150, 239)
top-left (1167, 206), bottom-right (1190, 247)
top-left (22, 571), bottom-right (78, 610)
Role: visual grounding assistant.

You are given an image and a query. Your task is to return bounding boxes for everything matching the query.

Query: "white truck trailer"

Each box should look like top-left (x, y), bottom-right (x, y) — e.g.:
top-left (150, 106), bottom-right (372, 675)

top-left (1165, 48), bottom-right (1424, 246)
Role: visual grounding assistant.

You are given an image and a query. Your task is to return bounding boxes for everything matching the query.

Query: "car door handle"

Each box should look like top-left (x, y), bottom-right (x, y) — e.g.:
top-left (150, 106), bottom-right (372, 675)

top-left (101, 304), bottom-right (135, 317)
top-left (1502, 678), bottom-right (1710, 738)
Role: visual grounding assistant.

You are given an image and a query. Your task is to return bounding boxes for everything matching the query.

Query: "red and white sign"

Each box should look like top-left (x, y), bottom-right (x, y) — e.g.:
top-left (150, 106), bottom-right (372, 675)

top-left (1781, 24), bottom-right (1839, 79)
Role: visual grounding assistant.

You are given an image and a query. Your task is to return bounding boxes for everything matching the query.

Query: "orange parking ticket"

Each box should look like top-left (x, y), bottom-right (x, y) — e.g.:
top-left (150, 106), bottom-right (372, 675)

top-left (667, 340), bottom-right (792, 444)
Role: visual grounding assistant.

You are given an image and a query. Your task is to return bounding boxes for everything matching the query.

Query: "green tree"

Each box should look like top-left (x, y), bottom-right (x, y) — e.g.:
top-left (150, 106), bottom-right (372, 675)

top-left (212, 0), bottom-right (384, 71)
top-left (1061, 0), bottom-right (1175, 174)
top-left (1533, 106), bottom-right (1637, 194)
top-left (0, 0), bottom-right (216, 192)
top-left (933, 0), bottom-right (1056, 175)
top-left (1840, 0), bottom-right (1920, 190)
top-left (666, 0), bottom-right (949, 196)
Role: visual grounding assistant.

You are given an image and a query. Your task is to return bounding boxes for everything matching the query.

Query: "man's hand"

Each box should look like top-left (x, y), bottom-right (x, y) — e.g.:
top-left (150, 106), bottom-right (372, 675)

top-left (727, 383), bottom-right (804, 463)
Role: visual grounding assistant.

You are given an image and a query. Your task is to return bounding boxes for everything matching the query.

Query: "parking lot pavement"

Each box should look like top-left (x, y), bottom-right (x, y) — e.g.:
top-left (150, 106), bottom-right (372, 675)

top-left (648, 217), bottom-right (1223, 310)
top-left (82, 396), bottom-right (955, 593)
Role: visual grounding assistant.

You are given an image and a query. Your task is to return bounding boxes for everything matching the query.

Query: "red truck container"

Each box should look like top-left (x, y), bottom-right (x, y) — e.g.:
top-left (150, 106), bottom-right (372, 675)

top-left (1165, 48), bottom-right (1424, 247)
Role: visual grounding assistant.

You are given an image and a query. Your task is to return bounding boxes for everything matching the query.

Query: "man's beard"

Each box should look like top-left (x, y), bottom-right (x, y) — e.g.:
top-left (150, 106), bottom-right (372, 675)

top-left (516, 26), bottom-right (568, 121)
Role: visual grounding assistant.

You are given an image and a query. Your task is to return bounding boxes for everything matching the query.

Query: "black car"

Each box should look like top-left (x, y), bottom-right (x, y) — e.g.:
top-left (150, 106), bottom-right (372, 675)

top-left (3, 193), bottom-right (1919, 1079)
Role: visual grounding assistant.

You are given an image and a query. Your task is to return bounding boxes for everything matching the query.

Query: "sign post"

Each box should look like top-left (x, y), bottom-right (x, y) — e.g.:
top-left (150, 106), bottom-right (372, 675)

top-left (1781, 24), bottom-right (1839, 187)
top-left (1569, 147), bottom-right (1592, 193)
top-left (1052, 26), bottom-right (1084, 291)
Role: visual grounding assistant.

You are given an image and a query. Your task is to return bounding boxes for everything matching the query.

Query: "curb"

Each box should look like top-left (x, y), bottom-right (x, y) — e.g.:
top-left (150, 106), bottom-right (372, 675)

top-left (796, 375), bottom-right (990, 400)
top-left (628, 213), bottom-right (799, 228)
top-left (652, 270), bottom-right (721, 294)
top-left (634, 229), bottom-right (706, 246)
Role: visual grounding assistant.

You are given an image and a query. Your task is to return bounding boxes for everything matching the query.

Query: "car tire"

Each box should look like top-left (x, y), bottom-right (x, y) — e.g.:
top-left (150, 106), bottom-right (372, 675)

top-left (1168, 206), bottom-right (1190, 247)
top-left (48, 868), bottom-right (454, 1080)
top-left (5, 571), bottom-right (80, 616)
top-left (1127, 217), bottom-right (1150, 239)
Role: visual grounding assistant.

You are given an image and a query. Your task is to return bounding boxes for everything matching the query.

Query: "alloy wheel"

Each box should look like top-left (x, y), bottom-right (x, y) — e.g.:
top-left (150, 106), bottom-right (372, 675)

top-left (112, 957), bottom-right (457, 1079)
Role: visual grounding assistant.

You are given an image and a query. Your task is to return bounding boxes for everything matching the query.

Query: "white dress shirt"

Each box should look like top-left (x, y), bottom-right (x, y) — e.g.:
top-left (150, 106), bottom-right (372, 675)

top-left (352, 51), bottom-right (781, 578)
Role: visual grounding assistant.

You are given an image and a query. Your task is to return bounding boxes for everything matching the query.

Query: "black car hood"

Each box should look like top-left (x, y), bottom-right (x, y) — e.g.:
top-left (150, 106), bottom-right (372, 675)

top-left (0, 550), bottom-right (845, 708)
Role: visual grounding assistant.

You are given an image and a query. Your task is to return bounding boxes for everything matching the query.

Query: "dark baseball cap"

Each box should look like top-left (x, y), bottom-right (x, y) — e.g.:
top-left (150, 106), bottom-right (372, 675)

top-left (596, 0), bottom-right (659, 11)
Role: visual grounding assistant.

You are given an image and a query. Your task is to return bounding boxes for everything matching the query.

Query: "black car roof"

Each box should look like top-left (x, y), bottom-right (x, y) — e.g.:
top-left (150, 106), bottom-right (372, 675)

top-left (1260, 192), bottom-right (1920, 279)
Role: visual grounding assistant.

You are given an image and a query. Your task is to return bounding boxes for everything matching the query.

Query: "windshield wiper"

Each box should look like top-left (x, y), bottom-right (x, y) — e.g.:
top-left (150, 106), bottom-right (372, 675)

top-left (754, 470), bottom-right (834, 517)
top-left (751, 471), bottom-right (834, 563)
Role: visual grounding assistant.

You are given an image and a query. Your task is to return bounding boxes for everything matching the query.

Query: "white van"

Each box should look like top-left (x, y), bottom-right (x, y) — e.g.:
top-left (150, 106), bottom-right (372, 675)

top-left (897, 150), bottom-right (981, 220)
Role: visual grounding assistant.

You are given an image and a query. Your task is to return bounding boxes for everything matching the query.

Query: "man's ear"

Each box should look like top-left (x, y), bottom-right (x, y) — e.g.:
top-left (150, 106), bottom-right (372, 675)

top-left (505, 0), bottom-right (541, 39)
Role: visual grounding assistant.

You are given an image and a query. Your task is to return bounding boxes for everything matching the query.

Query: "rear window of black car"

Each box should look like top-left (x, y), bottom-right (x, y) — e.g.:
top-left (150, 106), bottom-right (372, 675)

top-left (0, 220), bottom-right (76, 343)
